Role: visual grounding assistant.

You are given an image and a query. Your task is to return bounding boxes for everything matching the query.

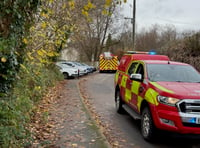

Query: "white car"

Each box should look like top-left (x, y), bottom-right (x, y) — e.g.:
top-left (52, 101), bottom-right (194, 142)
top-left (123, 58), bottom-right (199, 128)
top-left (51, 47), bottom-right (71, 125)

top-left (56, 62), bottom-right (79, 79)
top-left (72, 62), bottom-right (91, 73)
top-left (63, 61), bottom-right (88, 75)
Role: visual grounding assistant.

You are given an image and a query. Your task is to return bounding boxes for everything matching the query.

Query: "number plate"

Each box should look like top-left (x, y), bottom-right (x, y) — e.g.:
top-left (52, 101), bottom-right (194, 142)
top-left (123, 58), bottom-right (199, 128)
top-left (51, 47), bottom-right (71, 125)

top-left (197, 118), bottom-right (200, 124)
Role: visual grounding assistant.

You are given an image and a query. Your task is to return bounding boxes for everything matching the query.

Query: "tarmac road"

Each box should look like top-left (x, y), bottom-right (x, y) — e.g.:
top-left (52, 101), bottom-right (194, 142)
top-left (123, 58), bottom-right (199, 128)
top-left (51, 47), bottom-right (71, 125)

top-left (81, 73), bottom-right (200, 148)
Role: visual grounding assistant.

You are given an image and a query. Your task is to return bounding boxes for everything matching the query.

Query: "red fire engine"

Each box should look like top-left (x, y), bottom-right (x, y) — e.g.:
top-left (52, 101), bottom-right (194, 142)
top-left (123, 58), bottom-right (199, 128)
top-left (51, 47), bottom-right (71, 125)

top-left (99, 52), bottom-right (118, 73)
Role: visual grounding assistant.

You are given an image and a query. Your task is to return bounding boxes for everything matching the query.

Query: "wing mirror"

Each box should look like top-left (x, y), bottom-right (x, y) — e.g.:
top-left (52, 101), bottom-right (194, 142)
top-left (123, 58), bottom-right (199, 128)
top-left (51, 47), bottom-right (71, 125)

top-left (130, 74), bottom-right (142, 82)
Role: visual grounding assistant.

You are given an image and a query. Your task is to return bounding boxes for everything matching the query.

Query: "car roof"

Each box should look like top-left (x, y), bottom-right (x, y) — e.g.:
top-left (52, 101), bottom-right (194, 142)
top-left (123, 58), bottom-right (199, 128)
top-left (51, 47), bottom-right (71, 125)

top-left (126, 54), bottom-right (170, 61)
top-left (143, 60), bottom-right (189, 66)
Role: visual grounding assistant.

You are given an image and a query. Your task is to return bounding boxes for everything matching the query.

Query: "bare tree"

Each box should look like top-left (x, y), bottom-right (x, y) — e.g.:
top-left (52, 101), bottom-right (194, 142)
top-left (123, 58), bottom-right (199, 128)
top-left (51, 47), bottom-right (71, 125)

top-left (69, 0), bottom-right (118, 62)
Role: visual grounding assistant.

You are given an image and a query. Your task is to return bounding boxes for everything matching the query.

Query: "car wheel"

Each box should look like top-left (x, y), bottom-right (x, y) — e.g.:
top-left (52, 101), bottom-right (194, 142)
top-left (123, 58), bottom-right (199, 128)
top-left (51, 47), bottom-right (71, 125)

top-left (63, 72), bottom-right (69, 79)
top-left (141, 107), bottom-right (156, 141)
top-left (115, 90), bottom-right (124, 114)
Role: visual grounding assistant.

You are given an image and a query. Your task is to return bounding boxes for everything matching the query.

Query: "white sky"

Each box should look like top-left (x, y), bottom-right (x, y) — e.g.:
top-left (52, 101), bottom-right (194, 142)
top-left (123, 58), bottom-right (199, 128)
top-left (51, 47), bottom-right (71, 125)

top-left (120, 0), bottom-right (200, 32)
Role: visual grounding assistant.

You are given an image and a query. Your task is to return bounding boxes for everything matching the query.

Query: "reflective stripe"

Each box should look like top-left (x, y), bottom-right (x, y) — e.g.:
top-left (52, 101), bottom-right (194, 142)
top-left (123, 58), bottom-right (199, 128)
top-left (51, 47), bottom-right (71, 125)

top-left (150, 82), bottom-right (174, 94)
top-left (125, 89), bottom-right (131, 102)
top-left (99, 58), bottom-right (118, 70)
top-left (145, 88), bottom-right (159, 106)
top-left (121, 75), bottom-right (127, 88)
top-left (131, 81), bottom-right (140, 95)
top-left (115, 72), bottom-right (119, 84)
top-left (137, 96), bottom-right (143, 112)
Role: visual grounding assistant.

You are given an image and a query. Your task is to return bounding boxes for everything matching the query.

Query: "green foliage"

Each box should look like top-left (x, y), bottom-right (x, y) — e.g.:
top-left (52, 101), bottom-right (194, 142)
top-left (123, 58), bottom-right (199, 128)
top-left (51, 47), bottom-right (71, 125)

top-left (0, 38), bottom-right (19, 95)
top-left (0, 61), bottom-right (63, 147)
top-left (0, 97), bottom-right (32, 147)
top-left (0, 0), bottom-right (40, 95)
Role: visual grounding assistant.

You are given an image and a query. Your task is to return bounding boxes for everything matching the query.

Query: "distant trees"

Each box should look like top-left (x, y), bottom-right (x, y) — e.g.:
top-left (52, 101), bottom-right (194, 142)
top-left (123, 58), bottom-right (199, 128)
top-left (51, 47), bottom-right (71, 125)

top-left (116, 24), bottom-right (177, 52)
top-left (160, 31), bottom-right (200, 71)
top-left (113, 24), bottom-right (200, 71)
top-left (68, 0), bottom-right (120, 62)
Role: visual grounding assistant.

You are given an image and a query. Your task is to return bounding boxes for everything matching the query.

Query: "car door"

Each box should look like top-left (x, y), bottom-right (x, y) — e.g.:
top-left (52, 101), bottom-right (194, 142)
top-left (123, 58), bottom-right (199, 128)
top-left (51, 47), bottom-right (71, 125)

top-left (125, 62), bottom-right (138, 109)
top-left (129, 63), bottom-right (146, 112)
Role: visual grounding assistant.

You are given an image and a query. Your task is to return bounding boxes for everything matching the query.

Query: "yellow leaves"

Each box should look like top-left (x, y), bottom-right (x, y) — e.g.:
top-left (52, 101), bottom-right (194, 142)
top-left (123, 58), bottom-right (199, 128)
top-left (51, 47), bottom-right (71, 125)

top-left (20, 64), bottom-right (29, 74)
top-left (1, 57), bottom-right (7, 63)
top-left (41, 12), bottom-right (49, 18)
top-left (27, 52), bottom-right (34, 61)
top-left (41, 22), bottom-right (47, 29)
top-left (82, 1), bottom-right (96, 17)
top-left (36, 48), bottom-right (59, 64)
top-left (87, 1), bottom-right (96, 9)
top-left (68, 1), bottom-right (75, 10)
top-left (82, 10), bottom-right (89, 17)
top-left (23, 38), bottom-right (28, 44)
top-left (105, 0), bottom-right (112, 7)
top-left (37, 49), bottom-right (47, 57)
top-left (34, 86), bottom-right (41, 91)
top-left (102, 9), bottom-right (109, 15)
top-left (49, 0), bottom-right (54, 4)
top-left (30, 26), bottom-right (35, 32)
top-left (83, 1), bottom-right (96, 11)
top-left (116, 0), bottom-right (126, 5)
top-left (15, 51), bottom-right (20, 56)
top-left (55, 39), bottom-right (63, 47)
top-left (47, 51), bottom-right (59, 57)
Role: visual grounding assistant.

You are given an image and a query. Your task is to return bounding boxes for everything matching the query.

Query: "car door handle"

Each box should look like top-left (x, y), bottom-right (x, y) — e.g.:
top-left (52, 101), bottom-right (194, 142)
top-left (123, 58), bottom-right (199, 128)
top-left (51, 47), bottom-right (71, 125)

top-left (139, 86), bottom-right (144, 93)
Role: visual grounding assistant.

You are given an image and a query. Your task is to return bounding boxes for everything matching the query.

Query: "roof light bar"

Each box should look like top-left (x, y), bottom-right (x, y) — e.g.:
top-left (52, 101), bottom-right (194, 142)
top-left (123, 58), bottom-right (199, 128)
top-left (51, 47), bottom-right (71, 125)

top-left (126, 51), bottom-right (157, 55)
top-left (126, 51), bottom-right (149, 54)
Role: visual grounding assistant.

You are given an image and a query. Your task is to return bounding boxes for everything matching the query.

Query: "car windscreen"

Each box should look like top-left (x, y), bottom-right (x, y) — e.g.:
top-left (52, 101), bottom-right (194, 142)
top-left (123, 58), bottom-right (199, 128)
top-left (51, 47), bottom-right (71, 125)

top-left (147, 64), bottom-right (200, 83)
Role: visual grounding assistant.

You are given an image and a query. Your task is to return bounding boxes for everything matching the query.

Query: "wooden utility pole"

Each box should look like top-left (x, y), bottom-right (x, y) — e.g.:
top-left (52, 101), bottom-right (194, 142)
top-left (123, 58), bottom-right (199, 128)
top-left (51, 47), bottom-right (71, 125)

top-left (124, 0), bottom-right (136, 50)
top-left (132, 0), bottom-right (136, 50)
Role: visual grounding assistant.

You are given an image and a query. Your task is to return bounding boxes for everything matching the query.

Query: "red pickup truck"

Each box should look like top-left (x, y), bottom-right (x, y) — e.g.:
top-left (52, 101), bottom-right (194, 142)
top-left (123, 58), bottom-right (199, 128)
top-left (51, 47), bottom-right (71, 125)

top-left (114, 51), bottom-right (200, 141)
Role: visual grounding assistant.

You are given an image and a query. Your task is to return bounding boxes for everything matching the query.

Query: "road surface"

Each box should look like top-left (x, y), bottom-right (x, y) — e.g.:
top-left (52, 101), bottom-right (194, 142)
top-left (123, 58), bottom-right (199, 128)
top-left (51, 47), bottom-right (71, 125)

top-left (81, 73), bottom-right (200, 148)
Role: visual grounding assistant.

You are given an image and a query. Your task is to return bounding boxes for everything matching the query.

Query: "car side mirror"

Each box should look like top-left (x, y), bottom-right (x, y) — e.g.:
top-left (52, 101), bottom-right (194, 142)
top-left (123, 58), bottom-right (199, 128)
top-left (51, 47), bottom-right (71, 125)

top-left (130, 74), bottom-right (142, 82)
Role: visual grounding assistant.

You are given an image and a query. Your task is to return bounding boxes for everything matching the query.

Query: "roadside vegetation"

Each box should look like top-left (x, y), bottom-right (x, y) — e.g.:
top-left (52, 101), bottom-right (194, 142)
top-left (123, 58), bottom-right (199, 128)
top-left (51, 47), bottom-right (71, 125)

top-left (0, 0), bottom-right (123, 147)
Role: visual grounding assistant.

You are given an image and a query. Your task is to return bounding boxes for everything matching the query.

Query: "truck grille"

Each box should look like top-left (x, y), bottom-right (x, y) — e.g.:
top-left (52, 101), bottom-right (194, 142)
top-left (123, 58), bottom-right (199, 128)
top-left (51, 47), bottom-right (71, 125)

top-left (177, 99), bottom-right (200, 127)
top-left (177, 99), bottom-right (200, 114)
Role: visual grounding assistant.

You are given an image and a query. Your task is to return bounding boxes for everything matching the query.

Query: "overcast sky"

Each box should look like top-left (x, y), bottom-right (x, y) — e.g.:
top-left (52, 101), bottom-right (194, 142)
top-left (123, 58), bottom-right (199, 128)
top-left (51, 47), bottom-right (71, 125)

top-left (120, 0), bottom-right (200, 32)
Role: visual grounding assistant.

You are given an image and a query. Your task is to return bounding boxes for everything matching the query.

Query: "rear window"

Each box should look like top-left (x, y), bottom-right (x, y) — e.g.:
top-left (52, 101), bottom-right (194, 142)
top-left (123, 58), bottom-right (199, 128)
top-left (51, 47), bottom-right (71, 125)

top-left (147, 64), bottom-right (200, 83)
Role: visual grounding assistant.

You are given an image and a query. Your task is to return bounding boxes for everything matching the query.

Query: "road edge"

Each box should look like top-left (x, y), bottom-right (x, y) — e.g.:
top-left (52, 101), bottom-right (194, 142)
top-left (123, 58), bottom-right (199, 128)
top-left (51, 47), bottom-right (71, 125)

top-left (77, 78), bottom-right (112, 148)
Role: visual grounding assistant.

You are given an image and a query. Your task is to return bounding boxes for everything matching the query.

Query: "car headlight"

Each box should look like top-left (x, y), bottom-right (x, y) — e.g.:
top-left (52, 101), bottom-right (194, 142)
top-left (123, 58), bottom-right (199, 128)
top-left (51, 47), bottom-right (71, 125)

top-left (157, 95), bottom-right (180, 106)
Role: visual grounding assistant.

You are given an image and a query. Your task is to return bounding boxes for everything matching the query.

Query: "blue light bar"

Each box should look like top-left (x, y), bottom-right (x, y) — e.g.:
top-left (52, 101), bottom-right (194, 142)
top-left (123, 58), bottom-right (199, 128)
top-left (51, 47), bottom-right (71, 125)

top-left (149, 50), bottom-right (156, 55)
top-left (149, 51), bottom-right (156, 55)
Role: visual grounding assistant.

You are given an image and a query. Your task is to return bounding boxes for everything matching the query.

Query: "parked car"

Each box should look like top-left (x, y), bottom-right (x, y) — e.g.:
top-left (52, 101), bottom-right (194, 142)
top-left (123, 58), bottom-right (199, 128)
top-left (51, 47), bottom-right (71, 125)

top-left (63, 61), bottom-right (88, 75)
top-left (81, 63), bottom-right (96, 73)
top-left (56, 62), bottom-right (79, 79)
top-left (74, 62), bottom-right (94, 73)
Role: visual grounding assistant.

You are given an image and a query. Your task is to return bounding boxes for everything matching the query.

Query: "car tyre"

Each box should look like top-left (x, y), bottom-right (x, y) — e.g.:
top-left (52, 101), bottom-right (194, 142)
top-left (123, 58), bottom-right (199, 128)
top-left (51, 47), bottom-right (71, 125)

top-left (141, 107), bottom-right (156, 141)
top-left (63, 72), bottom-right (69, 79)
top-left (115, 90), bottom-right (124, 114)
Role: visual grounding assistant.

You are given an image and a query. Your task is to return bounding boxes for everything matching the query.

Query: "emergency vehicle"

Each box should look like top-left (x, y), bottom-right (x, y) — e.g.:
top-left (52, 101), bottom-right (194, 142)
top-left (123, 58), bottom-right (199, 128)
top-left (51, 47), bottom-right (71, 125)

top-left (99, 52), bottom-right (118, 72)
top-left (114, 51), bottom-right (200, 141)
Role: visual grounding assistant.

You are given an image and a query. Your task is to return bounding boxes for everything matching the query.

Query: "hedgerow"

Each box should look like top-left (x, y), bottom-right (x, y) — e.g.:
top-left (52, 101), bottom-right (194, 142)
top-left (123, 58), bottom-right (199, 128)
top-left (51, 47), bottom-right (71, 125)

top-left (0, 0), bottom-right (64, 147)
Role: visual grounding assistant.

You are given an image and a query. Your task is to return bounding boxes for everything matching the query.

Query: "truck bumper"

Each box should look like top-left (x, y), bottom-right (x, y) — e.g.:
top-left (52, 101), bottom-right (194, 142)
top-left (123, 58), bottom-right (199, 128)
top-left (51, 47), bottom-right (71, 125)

top-left (150, 104), bottom-right (200, 134)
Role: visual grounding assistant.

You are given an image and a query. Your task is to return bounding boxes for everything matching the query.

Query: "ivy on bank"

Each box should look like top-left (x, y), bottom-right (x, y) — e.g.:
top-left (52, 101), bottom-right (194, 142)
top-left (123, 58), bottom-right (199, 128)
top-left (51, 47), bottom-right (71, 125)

top-left (0, 0), bottom-right (40, 95)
